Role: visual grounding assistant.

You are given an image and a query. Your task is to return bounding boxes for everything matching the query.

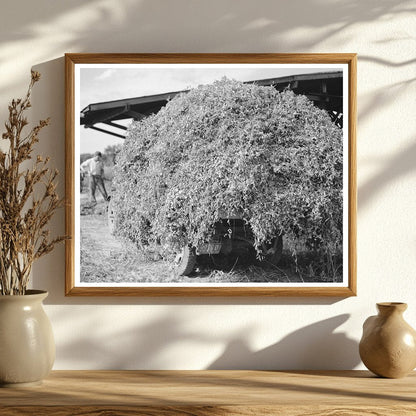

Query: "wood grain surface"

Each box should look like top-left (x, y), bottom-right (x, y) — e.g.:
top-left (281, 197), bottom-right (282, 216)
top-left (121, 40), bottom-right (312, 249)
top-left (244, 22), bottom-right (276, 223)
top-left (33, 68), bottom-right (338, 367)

top-left (1, 370), bottom-right (415, 415)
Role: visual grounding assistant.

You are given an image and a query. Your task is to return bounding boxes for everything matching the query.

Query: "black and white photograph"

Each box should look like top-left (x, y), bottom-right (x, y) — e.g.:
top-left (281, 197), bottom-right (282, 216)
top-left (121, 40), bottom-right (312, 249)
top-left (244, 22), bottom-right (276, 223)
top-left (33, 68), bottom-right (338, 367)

top-left (65, 54), bottom-right (356, 296)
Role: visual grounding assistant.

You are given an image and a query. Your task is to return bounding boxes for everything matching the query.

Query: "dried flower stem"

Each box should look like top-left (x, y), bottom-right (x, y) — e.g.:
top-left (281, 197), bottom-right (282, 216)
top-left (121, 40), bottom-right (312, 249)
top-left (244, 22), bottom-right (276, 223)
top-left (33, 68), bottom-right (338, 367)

top-left (0, 71), bottom-right (65, 295)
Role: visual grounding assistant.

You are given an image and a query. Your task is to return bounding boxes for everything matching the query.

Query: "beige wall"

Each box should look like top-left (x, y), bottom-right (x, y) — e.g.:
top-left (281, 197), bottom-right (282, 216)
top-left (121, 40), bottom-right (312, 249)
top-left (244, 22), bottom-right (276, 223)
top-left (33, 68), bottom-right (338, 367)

top-left (1, 0), bottom-right (415, 369)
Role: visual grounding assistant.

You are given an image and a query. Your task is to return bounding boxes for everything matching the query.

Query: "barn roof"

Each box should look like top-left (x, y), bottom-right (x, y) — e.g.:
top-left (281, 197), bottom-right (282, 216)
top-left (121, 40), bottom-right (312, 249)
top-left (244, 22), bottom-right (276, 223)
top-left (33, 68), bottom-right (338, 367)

top-left (81, 71), bottom-right (343, 138)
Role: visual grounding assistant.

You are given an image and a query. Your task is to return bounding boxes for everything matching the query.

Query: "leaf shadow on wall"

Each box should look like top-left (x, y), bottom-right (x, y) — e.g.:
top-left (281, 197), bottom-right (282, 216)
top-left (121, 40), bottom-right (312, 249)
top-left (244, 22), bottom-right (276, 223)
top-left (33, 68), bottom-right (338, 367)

top-left (0, 0), bottom-right (413, 96)
top-left (54, 312), bottom-right (215, 369)
top-left (356, 50), bottom-right (416, 209)
top-left (53, 308), bottom-right (359, 370)
top-left (358, 139), bottom-right (416, 209)
top-left (207, 314), bottom-right (360, 370)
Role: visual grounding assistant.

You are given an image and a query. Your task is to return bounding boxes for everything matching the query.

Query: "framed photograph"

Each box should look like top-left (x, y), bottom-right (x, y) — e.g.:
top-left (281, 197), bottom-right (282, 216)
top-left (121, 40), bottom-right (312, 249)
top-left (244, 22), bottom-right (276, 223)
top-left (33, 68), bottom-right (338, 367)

top-left (65, 53), bottom-right (356, 296)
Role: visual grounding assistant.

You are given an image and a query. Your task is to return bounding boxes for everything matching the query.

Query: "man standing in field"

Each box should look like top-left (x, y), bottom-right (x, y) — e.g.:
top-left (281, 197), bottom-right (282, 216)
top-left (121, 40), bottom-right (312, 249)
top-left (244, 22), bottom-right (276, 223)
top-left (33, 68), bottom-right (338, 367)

top-left (80, 151), bottom-right (109, 204)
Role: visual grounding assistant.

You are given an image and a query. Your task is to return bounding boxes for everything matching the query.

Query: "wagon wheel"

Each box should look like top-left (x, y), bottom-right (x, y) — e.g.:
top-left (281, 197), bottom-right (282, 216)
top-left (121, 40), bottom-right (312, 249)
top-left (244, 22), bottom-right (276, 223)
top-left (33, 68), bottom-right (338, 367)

top-left (262, 235), bottom-right (283, 266)
top-left (107, 199), bottom-right (116, 235)
top-left (175, 245), bottom-right (197, 276)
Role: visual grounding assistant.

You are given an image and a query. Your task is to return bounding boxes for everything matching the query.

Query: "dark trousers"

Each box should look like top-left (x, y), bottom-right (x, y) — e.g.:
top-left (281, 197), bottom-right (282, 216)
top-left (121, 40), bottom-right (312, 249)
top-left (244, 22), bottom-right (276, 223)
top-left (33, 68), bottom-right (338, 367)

top-left (89, 175), bottom-right (108, 202)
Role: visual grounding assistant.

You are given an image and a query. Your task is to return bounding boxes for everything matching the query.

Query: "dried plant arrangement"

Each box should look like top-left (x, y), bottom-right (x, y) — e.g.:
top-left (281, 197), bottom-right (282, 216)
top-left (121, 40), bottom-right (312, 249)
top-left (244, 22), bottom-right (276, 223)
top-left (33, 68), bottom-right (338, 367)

top-left (0, 71), bottom-right (65, 295)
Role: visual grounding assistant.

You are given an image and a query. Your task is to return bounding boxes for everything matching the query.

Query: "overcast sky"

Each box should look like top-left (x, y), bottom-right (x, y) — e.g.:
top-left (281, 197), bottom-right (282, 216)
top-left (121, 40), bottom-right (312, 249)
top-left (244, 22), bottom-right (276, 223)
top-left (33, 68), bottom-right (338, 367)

top-left (78, 64), bottom-right (342, 154)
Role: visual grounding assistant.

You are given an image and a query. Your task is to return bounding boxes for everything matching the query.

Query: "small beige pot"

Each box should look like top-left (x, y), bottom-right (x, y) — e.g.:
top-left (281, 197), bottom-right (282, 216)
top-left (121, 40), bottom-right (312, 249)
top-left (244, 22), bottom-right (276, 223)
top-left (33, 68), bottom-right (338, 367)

top-left (0, 290), bottom-right (55, 387)
top-left (359, 302), bottom-right (416, 378)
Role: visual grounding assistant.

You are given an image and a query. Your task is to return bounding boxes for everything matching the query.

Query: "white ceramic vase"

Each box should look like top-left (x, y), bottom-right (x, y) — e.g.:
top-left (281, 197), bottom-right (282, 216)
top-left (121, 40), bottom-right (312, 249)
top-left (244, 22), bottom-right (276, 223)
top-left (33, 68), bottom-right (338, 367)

top-left (0, 290), bottom-right (55, 387)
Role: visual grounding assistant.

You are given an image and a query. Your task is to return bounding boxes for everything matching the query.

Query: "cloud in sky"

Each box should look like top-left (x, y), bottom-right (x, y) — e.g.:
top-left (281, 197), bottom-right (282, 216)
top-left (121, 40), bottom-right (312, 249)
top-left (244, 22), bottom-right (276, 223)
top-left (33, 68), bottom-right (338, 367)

top-left (95, 68), bottom-right (116, 81)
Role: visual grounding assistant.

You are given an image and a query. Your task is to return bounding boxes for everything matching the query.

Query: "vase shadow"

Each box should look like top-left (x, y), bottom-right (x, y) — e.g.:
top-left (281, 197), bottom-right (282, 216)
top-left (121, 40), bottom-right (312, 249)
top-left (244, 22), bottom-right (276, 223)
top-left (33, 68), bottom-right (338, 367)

top-left (207, 314), bottom-right (360, 371)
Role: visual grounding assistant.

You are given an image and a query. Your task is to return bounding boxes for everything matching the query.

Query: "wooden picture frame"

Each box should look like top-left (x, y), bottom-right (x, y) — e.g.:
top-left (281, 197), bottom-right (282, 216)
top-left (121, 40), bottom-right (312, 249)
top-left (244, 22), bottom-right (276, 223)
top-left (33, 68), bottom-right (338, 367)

top-left (65, 53), bottom-right (356, 296)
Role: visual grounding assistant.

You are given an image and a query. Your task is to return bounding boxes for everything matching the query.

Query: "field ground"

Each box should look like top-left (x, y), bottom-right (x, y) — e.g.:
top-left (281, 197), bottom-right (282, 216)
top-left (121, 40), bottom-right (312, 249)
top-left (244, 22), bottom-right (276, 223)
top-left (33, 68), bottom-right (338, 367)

top-left (80, 194), bottom-right (341, 284)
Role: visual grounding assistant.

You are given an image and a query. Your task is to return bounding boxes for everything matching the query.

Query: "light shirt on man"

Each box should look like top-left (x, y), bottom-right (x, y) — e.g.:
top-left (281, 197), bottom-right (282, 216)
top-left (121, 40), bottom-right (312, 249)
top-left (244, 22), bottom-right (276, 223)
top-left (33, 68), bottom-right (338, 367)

top-left (81, 157), bottom-right (104, 176)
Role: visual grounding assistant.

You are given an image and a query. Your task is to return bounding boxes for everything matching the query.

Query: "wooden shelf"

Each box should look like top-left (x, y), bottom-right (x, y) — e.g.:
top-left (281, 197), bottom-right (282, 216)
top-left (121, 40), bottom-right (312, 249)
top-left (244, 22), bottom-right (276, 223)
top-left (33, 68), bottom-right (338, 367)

top-left (1, 370), bottom-right (415, 415)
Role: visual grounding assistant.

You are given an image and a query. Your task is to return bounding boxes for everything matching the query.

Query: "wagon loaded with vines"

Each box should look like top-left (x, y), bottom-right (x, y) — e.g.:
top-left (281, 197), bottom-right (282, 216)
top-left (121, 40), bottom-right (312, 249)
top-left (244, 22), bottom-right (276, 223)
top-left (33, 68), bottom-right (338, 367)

top-left (106, 78), bottom-right (343, 278)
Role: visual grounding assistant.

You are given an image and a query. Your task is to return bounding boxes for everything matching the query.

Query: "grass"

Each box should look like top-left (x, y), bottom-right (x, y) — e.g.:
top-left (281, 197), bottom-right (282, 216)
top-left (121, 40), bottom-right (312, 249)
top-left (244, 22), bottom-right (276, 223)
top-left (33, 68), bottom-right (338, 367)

top-left (80, 211), bottom-right (172, 283)
top-left (79, 194), bottom-right (343, 284)
top-left (184, 252), bottom-right (342, 284)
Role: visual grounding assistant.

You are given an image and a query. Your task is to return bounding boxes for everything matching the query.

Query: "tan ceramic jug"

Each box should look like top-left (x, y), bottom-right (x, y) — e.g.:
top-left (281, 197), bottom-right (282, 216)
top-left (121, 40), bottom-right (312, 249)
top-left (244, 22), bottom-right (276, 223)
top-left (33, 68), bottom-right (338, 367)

top-left (359, 302), bottom-right (416, 378)
top-left (0, 290), bottom-right (55, 387)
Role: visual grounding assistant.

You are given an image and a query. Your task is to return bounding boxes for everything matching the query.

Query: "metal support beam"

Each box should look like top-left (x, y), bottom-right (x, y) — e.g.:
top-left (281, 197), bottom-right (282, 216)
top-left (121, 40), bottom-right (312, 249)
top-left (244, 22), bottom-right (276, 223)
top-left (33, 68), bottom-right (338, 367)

top-left (85, 125), bottom-right (126, 139)
top-left (103, 121), bottom-right (128, 131)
